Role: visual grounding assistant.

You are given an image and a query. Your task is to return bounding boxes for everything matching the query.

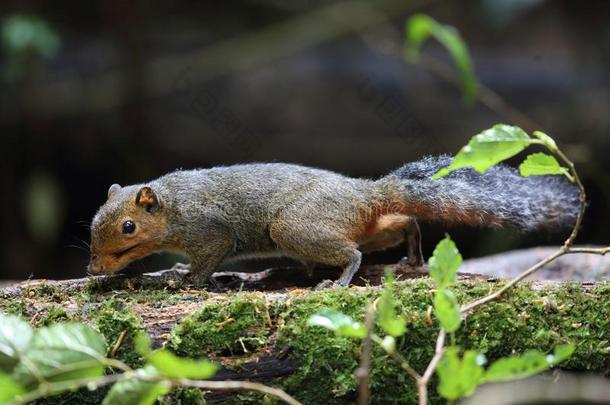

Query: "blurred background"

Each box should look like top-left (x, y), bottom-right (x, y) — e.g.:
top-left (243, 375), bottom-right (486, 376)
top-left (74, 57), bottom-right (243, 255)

top-left (1, 0), bottom-right (609, 280)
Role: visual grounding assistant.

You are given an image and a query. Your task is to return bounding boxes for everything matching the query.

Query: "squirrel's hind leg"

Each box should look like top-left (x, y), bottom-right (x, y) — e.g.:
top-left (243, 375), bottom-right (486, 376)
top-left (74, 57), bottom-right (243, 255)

top-left (270, 223), bottom-right (363, 288)
top-left (336, 250), bottom-right (362, 286)
top-left (404, 218), bottom-right (424, 267)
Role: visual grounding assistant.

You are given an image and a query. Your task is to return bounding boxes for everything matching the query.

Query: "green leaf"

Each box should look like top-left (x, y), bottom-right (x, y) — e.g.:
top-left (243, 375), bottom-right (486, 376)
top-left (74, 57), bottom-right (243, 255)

top-left (532, 130), bottom-right (558, 151)
top-left (0, 370), bottom-right (24, 402)
top-left (484, 344), bottom-right (574, 383)
top-left (434, 289), bottom-right (461, 332)
top-left (405, 14), bottom-right (477, 102)
top-left (102, 366), bottom-right (170, 405)
top-left (519, 153), bottom-right (568, 177)
top-left (433, 124), bottom-right (532, 179)
top-left (460, 351), bottom-right (486, 397)
top-left (308, 309), bottom-right (366, 338)
top-left (436, 347), bottom-right (485, 400)
top-left (428, 235), bottom-right (462, 288)
top-left (436, 347), bottom-right (461, 399)
top-left (378, 271), bottom-right (407, 337)
top-left (17, 323), bottom-right (107, 384)
top-left (148, 350), bottom-right (218, 380)
top-left (380, 336), bottom-right (396, 354)
top-left (134, 332), bottom-right (153, 357)
top-left (0, 314), bottom-right (33, 371)
top-left (549, 343), bottom-right (575, 365)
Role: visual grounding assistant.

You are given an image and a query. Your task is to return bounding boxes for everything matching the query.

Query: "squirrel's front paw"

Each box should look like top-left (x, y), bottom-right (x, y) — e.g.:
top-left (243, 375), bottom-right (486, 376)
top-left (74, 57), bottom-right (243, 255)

top-left (314, 279), bottom-right (341, 290)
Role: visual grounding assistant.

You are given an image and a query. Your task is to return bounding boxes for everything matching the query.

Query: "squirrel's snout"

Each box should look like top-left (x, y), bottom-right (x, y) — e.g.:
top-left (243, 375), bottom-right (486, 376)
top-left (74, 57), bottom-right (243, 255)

top-left (87, 253), bottom-right (106, 275)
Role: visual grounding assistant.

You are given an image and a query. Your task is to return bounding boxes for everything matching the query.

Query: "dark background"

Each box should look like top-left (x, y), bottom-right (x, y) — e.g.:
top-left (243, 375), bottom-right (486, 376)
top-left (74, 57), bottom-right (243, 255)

top-left (1, 0), bottom-right (609, 280)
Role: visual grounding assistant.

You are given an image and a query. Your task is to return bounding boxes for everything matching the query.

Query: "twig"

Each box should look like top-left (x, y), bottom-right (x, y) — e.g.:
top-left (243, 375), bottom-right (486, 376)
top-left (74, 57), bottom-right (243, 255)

top-left (565, 247), bottom-right (610, 255)
top-left (356, 304), bottom-right (376, 405)
top-left (555, 148), bottom-right (587, 249)
top-left (109, 330), bottom-right (127, 358)
top-left (460, 249), bottom-right (565, 314)
top-left (173, 379), bottom-right (302, 405)
top-left (15, 372), bottom-right (302, 405)
top-left (417, 329), bottom-right (446, 405)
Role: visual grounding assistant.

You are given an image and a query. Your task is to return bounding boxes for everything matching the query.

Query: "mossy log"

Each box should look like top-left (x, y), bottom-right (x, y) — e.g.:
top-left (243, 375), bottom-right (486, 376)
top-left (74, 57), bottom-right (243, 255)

top-left (1, 262), bottom-right (609, 404)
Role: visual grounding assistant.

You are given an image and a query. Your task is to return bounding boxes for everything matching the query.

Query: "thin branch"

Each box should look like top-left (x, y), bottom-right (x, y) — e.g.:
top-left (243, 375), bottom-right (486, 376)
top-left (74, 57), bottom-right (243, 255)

top-left (173, 379), bottom-right (301, 405)
top-left (420, 329), bottom-right (446, 385)
top-left (15, 372), bottom-right (302, 405)
top-left (109, 330), bottom-right (127, 358)
top-left (356, 304), bottom-right (377, 405)
top-left (565, 247), bottom-right (610, 255)
top-left (416, 328), bottom-right (446, 405)
top-left (460, 249), bottom-right (565, 314)
top-left (555, 148), bottom-right (587, 249)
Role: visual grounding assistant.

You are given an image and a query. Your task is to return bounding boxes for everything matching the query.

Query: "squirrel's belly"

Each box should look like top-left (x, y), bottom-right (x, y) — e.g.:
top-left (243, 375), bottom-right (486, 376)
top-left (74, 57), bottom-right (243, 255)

top-left (224, 250), bottom-right (297, 262)
top-left (356, 214), bottom-right (411, 252)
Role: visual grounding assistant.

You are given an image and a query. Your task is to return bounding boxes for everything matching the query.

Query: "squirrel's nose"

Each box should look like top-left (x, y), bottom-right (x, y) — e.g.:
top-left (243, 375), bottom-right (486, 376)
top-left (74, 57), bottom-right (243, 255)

top-left (87, 257), bottom-right (104, 275)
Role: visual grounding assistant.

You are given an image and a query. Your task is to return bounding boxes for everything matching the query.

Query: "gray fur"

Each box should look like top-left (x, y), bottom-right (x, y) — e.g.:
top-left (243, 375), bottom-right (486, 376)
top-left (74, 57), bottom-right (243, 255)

top-left (385, 155), bottom-right (579, 230)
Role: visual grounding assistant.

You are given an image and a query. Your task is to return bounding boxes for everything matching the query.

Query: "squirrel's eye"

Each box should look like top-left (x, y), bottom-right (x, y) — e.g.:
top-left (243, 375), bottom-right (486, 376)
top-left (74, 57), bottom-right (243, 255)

top-left (122, 220), bottom-right (136, 234)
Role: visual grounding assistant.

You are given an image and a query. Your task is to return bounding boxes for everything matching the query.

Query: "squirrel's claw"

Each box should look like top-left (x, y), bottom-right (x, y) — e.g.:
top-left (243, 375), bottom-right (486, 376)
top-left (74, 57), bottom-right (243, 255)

top-left (314, 279), bottom-right (342, 290)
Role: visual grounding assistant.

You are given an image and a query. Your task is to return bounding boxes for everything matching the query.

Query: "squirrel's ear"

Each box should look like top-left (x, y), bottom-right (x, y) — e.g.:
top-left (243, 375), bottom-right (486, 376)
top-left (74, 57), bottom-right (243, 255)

top-left (135, 186), bottom-right (160, 213)
top-left (107, 184), bottom-right (122, 199)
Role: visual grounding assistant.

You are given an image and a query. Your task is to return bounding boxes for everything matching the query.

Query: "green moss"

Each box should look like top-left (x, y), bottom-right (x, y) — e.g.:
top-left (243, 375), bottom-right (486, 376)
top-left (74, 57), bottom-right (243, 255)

top-left (8, 278), bottom-right (610, 405)
top-left (94, 301), bottom-right (147, 368)
top-left (29, 283), bottom-right (58, 298)
top-left (0, 298), bottom-right (27, 317)
top-left (32, 387), bottom-right (109, 405)
top-left (267, 280), bottom-right (610, 404)
top-left (168, 293), bottom-right (271, 357)
top-left (159, 387), bottom-right (206, 405)
top-left (274, 288), bottom-right (372, 403)
top-left (37, 306), bottom-right (71, 326)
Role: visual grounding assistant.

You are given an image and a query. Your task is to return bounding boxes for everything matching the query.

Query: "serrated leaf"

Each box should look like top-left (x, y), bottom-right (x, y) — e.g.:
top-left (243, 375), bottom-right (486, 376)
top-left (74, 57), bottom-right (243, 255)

top-left (148, 350), bottom-right (218, 380)
top-left (0, 314), bottom-right (33, 372)
top-left (532, 131), bottom-right (558, 151)
top-left (484, 351), bottom-right (548, 382)
top-left (308, 309), bottom-right (366, 338)
top-left (0, 370), bottom-right (24, 402)
top-left (16, 323), bottom-right (106, 384)
top-left (484, 344), bottom-right (573, 383)
top-left (428, 235), bottom-right (462, 288)
top-left (519, 153), bottom-right (568, 177)
top-left (483, 345), bottom-right (574, 383)
top-left (434, 289), bottom-right (461, 332)
top-left (102, 366), bottom-right (170, 405)
top-left (436, 347), bottom-right (485, 400)
top-left (405, 14), bottom-right (477, 102)
top-left (378, 271), bottom-right (407, 337)
top-left (433, 124), bottom-right (533, 179)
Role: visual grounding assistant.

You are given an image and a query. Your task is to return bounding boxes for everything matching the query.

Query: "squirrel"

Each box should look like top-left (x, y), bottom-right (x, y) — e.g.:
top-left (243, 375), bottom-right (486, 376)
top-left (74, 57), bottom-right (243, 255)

top-left (88, 155), bottom-right (579, 287)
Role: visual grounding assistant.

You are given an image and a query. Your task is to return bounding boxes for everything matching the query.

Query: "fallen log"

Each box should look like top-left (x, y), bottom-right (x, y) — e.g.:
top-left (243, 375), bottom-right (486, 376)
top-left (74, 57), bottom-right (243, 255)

top-left (1, 252), bottom-right (609, 404)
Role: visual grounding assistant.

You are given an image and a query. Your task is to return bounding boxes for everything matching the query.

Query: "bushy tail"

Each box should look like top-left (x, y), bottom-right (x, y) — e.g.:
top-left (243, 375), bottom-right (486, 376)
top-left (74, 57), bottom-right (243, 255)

top-left (384, 155), bottom-right (579, 231)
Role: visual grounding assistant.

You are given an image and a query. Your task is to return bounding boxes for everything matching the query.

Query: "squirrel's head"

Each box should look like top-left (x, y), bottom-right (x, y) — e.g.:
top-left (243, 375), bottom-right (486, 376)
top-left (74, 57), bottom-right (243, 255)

top-left (88, 183), bottom-right (169, 275)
